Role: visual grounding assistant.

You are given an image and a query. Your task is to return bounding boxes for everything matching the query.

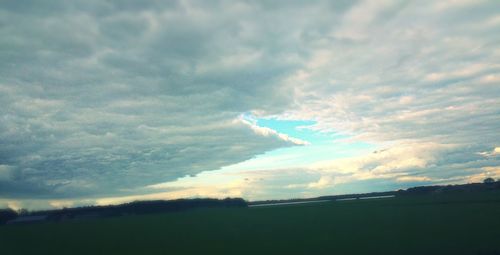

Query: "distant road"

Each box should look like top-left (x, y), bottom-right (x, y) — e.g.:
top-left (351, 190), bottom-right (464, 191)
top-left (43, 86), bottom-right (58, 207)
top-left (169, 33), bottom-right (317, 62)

top-left (249, 200), bottom-right (331, 207)
top-left (250, 195), bottom-right (396, 207)
top-left (358, 195), bottom-right (395, 200)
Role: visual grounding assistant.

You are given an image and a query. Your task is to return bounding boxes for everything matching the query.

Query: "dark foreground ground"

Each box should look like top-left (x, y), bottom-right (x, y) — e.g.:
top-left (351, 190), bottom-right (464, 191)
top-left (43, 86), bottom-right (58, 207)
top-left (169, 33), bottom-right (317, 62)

top-left (1, 192), bottom-right (500, 255)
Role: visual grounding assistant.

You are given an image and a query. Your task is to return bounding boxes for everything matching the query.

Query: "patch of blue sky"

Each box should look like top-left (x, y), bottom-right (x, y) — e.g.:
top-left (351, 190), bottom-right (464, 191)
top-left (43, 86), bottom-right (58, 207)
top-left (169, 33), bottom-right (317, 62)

top-left (243, 114), bottom-right (348, 145)
top-left (256, 117), bottom-right (371, 148)
top-left (257, 118), bottom-right (325, 144)
top-left (219, 117), bottom-right (376, 172)
top-left (168, 118), bottom-right (379, 200)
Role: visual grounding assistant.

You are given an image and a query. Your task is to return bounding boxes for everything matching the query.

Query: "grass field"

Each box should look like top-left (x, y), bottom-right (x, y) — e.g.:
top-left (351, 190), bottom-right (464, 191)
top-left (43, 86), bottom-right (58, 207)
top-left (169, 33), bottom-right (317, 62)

top-left (1, 192), bottom-right (500, 255)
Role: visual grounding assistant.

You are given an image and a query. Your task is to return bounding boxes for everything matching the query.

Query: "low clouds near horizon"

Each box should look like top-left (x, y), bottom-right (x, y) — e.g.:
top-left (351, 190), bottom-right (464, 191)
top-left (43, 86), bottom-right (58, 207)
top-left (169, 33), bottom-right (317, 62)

top-left (0, 0), bottom-right (499, 209)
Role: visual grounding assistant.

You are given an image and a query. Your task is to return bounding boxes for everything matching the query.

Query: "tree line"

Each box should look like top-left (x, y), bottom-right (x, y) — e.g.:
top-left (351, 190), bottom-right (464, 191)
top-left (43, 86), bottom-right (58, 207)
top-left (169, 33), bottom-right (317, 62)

top-left (0, 198), bottom-right (247, 224)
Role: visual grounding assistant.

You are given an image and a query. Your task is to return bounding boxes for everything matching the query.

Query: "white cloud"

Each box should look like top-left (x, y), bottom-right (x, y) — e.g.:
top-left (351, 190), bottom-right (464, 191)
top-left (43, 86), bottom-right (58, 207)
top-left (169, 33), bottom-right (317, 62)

top-left (477, 147), bottom-right (500, 157)
top-left (465, 166), bottom-right (500, 183)
top-left (396, 176), bottom-right (431, 182)
top-left (308, 176), bottom-right (334, 189)
top-left (306, 142), bottom-right (448, 186)
top-left (284, 0), bottom-right (499, 148)
top-left (49, 200), bottom-right (75, 209)
top-left (238, 116), bottom-right (310, 146)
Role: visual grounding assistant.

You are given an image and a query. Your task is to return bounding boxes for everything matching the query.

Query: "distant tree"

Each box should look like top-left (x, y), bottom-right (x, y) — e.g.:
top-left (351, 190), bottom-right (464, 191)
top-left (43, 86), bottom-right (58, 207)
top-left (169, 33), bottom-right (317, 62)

top-left (18, 208), bottom-right (29, 215)
top-left (0, 209), bottom-right (18, 224)
top-left (483, 177), bottom-right (495, 184)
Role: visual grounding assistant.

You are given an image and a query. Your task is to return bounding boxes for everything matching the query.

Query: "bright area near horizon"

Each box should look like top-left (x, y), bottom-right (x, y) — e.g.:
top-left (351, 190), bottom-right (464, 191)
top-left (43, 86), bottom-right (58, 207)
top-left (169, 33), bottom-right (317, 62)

top-left (0, 0), bottom-right (499, 210)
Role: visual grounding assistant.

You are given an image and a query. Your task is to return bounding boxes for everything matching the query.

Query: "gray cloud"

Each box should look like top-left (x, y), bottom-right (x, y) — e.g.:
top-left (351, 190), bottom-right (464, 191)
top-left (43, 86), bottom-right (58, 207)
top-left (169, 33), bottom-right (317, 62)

top-left (1, 0), bottom-right (499, 204)
top-left (286, 0), bottom-right (499, 144)
top-left (278, 0), bottom-right (500, 184)
top-left (2, 0), bottom-right (340, 199)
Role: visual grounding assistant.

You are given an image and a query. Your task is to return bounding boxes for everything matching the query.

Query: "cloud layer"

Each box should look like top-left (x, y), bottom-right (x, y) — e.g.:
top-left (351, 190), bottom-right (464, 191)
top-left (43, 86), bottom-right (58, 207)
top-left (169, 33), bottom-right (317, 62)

top-left (0, 0), bottom-right (499, 206)
top-left (0, 0), bottom-right (318, 199)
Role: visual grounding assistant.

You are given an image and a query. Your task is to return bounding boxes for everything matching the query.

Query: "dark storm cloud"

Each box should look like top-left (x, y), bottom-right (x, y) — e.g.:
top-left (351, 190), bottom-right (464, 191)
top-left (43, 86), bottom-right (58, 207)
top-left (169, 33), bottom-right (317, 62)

top-left (1, 0), bottom-right (346, 198)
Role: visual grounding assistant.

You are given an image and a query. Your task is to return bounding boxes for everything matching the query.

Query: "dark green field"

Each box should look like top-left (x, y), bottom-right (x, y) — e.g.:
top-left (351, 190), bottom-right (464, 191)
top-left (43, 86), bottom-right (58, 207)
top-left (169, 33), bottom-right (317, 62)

top-left (2, 192), bottom-right (500, 255)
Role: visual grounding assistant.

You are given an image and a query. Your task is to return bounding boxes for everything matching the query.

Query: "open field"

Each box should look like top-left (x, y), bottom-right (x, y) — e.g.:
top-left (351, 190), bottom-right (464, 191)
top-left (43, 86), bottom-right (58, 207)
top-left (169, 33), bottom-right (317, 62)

top-left (1, 192), bottom-right (500, 255)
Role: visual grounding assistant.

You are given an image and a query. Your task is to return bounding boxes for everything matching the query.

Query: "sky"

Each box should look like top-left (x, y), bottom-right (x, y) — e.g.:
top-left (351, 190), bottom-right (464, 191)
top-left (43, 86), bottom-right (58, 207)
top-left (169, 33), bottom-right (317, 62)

top-left (0, 0), bottom-right (499, 210)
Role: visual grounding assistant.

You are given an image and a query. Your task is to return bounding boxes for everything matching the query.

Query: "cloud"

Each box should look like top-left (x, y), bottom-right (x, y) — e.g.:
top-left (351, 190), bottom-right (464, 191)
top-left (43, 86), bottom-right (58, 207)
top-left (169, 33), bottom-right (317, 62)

top-left (478, 147), bottom-right (500, 157)
top-left (239, 116), bottom-right (310, 145)
top-left (0, 165), bottom-right (12, 181)
top-left (1, 0), bottom-right (498, 206)
top-left (282, 0), bottom-right (499, 147)
top-left (274, 0), bottom-right (500, 189)
top-left (307, 176), bottom-right (334, 189)
top-left (395, 176), bottom-right (431, 183)
top-left (467, 166), bottom-right (500, 183)
top-left (1, 0), bottom-right (336, 199)
top-left (302, 141), bottom-right (499, 190)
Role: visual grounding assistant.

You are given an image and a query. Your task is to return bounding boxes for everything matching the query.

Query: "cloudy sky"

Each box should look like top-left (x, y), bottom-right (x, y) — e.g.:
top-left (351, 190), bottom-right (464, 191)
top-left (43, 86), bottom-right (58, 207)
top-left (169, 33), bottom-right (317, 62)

top-left (1, 0), bottom-right (499, 210)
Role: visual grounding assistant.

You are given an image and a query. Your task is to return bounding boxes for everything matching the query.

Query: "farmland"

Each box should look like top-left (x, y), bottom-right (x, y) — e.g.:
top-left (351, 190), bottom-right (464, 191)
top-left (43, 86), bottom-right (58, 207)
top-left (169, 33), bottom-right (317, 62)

top-left (1, 192), bottom-right (500, 255)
